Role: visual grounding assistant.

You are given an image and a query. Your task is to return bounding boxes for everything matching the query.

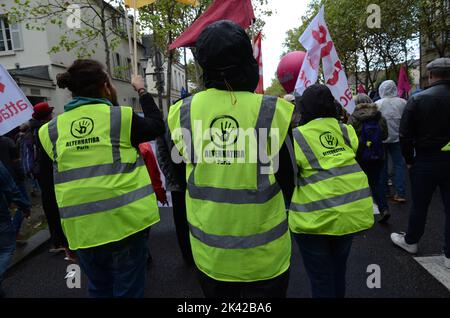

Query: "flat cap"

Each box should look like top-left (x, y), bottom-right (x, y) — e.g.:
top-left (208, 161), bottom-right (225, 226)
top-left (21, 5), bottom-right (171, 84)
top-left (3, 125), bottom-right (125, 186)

top-left (427, 57), bottom-right (450, 71)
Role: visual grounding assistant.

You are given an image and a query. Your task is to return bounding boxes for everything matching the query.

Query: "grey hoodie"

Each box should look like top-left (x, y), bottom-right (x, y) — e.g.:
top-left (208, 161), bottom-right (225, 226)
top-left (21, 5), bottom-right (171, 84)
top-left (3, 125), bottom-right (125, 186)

top-left (375, 80), bottom-right (407, 143)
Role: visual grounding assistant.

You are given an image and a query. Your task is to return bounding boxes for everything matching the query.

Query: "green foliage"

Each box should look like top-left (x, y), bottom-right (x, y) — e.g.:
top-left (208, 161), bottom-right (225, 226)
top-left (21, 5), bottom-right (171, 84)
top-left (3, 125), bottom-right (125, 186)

top-left (283, 0), bottom-right (419, 90)
top-left (265, 77), bottom-right (286, 97)
top-left (8, 0), bottom-right (130, 74)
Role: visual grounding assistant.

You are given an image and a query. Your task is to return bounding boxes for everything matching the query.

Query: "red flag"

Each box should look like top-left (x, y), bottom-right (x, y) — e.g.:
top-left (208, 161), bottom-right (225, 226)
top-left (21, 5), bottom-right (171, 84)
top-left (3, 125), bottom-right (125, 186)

top-left (397, 64), bottom-right (411, 99)
top-left (357, 84), bottom-right (366, 94)
top-left (169, 0), bottom-right (255, 50)
top-left (253, 32), bottom-right (264, 94)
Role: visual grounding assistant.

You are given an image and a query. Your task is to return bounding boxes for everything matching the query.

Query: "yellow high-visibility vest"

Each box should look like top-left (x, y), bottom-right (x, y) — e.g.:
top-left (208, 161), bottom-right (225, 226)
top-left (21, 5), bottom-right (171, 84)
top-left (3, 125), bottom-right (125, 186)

top-left (39, 104), bottom-right (160, 250)
top-left (289, 118), bottom-right (374, 235)
top-left (168, 89), bottom-right (294, 282)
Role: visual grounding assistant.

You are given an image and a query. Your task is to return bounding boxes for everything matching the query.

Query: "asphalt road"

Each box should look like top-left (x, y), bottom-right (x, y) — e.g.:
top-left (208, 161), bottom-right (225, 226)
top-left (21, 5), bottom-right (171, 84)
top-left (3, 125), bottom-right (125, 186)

top-left (3, 190), bottom-right (450, 298)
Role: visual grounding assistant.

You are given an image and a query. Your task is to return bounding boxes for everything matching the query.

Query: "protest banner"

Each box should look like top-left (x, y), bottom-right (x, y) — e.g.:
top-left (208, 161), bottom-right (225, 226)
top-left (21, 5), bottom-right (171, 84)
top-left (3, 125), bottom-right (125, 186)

top-left (0, 64), bottom-right (34, 135)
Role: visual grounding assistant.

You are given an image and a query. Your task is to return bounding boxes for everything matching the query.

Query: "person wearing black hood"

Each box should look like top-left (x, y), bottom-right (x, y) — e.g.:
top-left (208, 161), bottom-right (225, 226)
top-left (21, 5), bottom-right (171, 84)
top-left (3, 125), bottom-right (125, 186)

top-left (167, 20), bottom-right (294, 298)
top-left (289, 85), bottom-right (374, 298)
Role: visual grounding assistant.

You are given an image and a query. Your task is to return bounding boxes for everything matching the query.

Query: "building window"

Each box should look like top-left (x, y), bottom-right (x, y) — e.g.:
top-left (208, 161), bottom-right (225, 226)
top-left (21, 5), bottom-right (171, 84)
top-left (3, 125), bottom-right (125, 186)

top-left (126, 58), bottom-right (132, 81)
top-left (113, 53), bottom-right (122, 79)
top-left (0, 17), bottom-right (22, 52)
top-left (0, 17), bottom-right (13, 52)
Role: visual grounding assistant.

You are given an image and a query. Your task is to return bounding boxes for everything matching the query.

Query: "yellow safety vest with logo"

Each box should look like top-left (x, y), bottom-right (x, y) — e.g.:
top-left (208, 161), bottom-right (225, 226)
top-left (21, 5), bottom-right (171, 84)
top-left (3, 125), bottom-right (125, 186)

top-left (289, 118), bottom-right (374, 235)
top-left (168, 89), bottom-right (293, 282)
top-left (38, 104), bottom-right (160, 250)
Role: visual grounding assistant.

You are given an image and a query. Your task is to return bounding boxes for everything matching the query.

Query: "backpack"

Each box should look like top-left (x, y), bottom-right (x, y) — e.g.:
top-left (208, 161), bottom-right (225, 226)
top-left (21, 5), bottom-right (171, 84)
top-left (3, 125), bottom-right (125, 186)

top-left (359, 119), bottom-right (384, 162)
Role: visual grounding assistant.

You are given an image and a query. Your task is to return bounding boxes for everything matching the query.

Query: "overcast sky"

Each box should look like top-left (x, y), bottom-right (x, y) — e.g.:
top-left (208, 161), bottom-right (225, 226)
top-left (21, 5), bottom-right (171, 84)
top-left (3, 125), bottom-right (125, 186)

top-left (261, 0), bottom-right (308, 88)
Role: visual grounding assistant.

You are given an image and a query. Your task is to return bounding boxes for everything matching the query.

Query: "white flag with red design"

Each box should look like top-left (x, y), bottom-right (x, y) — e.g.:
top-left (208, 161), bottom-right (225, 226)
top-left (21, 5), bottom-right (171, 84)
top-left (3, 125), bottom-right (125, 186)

top-left (253, 32), bottom-right (264, 94)
top-left (0, 64), bottom-right (33, 135)
top-left (295, 6), bottom-right (355, 114)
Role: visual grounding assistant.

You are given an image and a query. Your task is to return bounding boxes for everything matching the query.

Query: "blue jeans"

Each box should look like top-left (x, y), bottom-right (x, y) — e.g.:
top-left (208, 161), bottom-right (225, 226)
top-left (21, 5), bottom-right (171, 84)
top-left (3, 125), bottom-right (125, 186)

top-left (0, 221), bottom-right (16, 287)
top-left (76, 229), bottom-right (150, 298)
top-left (381, 143), bottom-right (406, 197)
top-left (12, 182), bottom-right (31, 235)
top-left (405, 154), bottom-right (450, 258)
top-left (294, 234), bottom-right (353, 298)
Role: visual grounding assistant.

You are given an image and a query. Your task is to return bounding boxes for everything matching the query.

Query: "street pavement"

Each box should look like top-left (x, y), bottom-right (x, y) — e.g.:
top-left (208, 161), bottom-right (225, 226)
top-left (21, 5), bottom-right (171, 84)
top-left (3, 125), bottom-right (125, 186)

top-left (2, 190), bottom-right (450, 298)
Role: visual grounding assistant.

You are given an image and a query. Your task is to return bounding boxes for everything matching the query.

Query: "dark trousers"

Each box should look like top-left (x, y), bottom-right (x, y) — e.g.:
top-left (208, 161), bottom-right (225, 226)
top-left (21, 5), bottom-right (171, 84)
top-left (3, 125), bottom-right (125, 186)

top-left (294, 234), bottom-right (353, 298)
top-left (360, 161), bottom-right (389, 212)
top-left (197, 269), bottom-right (290, 298)
top-left (171, 191), bottom-right (193, 264)
top-left (37, 177), bottom-right (68, 248)
top-left (405, 154), bottom-right (450, 257)
top-left (76, 229), bottom-right (150, 298)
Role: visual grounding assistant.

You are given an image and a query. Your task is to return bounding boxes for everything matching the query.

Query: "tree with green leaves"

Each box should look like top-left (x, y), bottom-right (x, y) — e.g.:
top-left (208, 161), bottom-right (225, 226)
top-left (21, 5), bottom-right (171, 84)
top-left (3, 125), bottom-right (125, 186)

top-left (265, 77), bottom-right (286, 97)
top-left (417, 0), bottom-right (450, 58)
top-left (283, 0), bottom-right (418, 91)
top-left (8, 0), bottom-right (132, 75)
top-left (138, 0), bottom-right (272, 107)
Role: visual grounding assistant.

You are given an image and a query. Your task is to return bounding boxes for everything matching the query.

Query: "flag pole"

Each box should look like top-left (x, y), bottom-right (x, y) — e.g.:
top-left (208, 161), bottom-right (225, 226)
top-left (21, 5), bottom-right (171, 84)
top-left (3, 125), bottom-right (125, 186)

top-left (124, 5), bottom-right (135, 77)
top-left (133, 0), bottom-right (138, 76)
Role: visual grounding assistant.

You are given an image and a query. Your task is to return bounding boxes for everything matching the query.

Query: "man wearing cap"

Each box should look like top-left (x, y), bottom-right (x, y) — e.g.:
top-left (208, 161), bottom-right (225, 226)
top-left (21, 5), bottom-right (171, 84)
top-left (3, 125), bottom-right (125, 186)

top-left (391, 57), bottom-right (450, 269)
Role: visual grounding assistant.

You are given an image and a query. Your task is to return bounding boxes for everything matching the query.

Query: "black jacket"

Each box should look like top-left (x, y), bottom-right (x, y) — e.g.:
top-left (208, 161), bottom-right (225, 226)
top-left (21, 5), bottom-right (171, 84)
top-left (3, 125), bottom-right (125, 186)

top-left (400, 80), bottom-right (450, 164)
top-left (156, 121), bottom-right (187, 192)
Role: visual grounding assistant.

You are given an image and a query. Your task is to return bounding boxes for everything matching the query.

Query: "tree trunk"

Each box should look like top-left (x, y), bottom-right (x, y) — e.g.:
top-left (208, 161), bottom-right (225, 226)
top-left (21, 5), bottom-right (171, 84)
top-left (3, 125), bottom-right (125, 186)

top-left (165, 4), bottom-right (176, 110)
top-left (100, 3), bottom-right (111, 76)
top-left (166, 30), bottom-right (173, 110)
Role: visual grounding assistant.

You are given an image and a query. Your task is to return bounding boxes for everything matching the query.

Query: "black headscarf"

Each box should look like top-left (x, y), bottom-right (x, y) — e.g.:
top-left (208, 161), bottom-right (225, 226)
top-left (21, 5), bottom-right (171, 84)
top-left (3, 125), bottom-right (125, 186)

top-left (196, 20), bottom-right (259, 93)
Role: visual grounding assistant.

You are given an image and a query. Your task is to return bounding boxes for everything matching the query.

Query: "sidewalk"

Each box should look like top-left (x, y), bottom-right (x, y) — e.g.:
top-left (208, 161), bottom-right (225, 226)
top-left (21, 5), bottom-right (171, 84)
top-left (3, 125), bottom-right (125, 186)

top-left (9, 190), bottom-right (50, 269)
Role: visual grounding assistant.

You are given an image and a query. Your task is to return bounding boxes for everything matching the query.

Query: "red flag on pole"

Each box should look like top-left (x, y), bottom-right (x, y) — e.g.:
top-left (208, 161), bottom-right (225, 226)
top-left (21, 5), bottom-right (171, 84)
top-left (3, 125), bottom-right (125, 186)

top-left (357, 84), bottom-right (366, 94)
top-left (397, 64), bottom-right (411, 99)
top-left (169, 0), bottom-right (255, 50)
top-left (253, 32), bottom-right (264, 94)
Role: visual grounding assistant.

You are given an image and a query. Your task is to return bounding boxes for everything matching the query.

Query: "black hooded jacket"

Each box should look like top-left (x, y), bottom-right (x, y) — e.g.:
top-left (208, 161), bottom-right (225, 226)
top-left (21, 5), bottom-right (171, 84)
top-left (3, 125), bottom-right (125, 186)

top-left (298, 84), bottom-right (339, 125)
top-left (196, 20), bottom-right (259, 92)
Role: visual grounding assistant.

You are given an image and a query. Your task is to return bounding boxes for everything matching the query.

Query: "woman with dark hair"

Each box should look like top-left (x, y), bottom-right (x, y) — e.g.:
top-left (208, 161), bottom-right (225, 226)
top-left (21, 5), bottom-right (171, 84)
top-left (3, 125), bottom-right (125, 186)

top-left (289, 85), bottom-right (374, 298)
top-left (38, 59), bottom-right (164, 298)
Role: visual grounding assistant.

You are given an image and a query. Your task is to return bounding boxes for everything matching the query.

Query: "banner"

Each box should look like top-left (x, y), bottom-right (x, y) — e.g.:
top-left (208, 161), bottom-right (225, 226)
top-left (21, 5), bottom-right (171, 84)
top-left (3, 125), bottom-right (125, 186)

top-left (124, 0), bottom-right (156, 8)
top-left (397, 64), bottom-right (411, 99)
top-left (253, 32), bottom-right (264, 94)
top-left (295, 6), bottom-right (356, 114)
top-left (125, 0), bottom-right (199, 8)
top-left (169, 0), bottom-right (255, 49)
top-left (0, 64), bottom-right (34, 135)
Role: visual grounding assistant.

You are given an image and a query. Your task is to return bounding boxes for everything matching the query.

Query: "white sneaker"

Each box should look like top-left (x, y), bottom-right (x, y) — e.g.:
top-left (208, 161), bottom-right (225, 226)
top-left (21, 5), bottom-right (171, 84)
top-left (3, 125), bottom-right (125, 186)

top-left (444, 256), bottom-right (450, 269)
top-left (390, 232), bottom-right (418, 254)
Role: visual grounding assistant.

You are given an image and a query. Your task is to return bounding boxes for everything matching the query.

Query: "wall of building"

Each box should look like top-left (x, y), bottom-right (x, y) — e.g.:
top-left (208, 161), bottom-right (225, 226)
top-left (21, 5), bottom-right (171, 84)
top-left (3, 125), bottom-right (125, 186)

top-left (0, 0), bottom-right (146, 114)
